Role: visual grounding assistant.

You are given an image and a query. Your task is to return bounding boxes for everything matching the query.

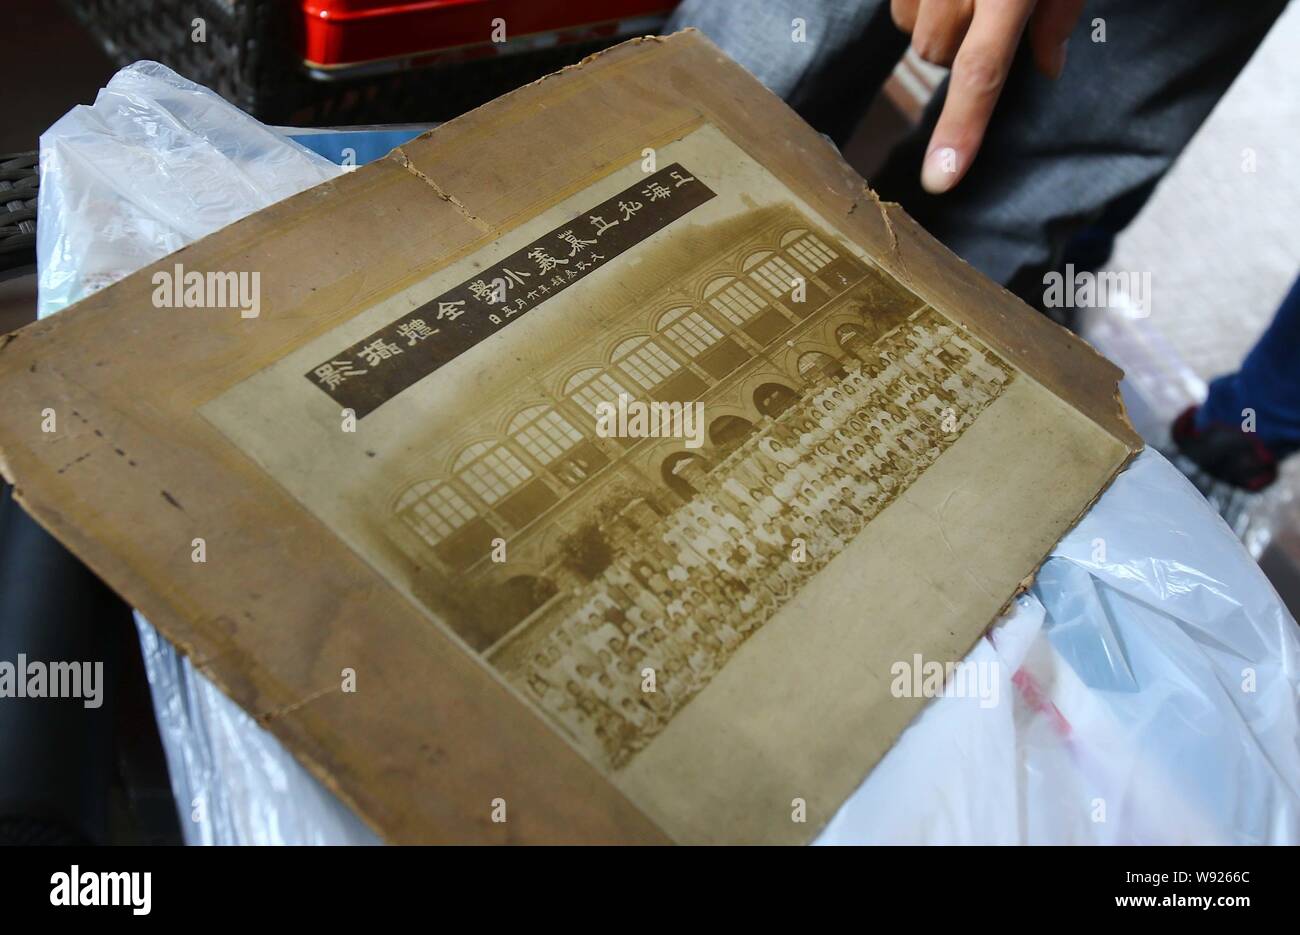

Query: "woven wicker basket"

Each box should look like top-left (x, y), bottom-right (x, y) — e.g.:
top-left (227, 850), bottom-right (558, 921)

top-left (0, 152), bottom-right (38, 277)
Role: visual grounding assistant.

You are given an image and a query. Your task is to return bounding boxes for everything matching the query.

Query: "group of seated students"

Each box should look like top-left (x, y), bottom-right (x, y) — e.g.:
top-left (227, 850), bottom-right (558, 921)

top-left (513, 307), bottom-right (1013, 767)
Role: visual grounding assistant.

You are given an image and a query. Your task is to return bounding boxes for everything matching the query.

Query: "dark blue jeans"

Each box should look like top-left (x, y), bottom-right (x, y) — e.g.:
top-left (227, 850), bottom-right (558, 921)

top-left (1198, 274), bottom-right (1300, 456)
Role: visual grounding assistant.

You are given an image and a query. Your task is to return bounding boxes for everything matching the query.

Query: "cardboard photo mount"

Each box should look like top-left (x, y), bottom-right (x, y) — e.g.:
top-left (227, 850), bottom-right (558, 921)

top-left (0, 31), bottom-right (1141, 843)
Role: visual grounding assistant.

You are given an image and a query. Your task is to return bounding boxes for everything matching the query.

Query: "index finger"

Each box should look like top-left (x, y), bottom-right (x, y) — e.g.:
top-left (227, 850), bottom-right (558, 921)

top-left (921, 0), bottom-right (1035, 194)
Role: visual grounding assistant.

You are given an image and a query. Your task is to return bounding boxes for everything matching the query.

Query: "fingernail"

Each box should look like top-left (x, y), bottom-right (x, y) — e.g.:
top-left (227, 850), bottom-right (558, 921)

top-left (1052, 39), bottom-right (1069, 79)
top-left (921, 146), bottom-right (960, 194)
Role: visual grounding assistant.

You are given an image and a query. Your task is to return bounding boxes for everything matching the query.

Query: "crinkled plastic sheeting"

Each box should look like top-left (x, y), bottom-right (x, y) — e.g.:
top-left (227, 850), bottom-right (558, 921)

top-left (36, 61), bottom-right (339, 317)
top-left (820, 451), bottom-right (1300, 844)
top-left (35, 63), bottom-right (1300, 845)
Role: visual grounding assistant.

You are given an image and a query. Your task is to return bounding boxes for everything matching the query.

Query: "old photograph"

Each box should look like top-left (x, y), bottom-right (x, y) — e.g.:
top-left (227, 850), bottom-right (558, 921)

top-left (376, 205), bottom-right (1013, 770)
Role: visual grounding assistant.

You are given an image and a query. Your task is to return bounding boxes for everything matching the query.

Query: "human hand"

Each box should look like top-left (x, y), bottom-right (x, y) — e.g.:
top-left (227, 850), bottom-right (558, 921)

top-left (890, 0), bottom-right (1085, 193)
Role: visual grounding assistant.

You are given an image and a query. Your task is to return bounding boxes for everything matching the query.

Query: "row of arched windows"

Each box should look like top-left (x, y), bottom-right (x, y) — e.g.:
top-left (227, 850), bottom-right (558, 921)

top-left (396, 228), bottom-right (849, 554)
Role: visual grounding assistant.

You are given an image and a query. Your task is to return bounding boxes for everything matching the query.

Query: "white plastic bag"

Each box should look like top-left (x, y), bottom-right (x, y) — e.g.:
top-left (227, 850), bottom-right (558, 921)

top-left (819, 450), bottom-right (1300, 845)
top-left (37, 61), bottom-right (339, 317)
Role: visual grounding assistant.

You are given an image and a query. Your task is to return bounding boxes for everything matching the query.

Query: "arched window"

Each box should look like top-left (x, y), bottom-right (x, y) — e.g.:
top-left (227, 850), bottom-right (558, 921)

top-left (754, 382), bottom-right (799, 418)
top-left (750, 254), bottom-right (801, 297)
top-left (611, 335), bottom-right (680, 389)
top-left (785, 232), bottom-right (838, 273)
top-left (836, 323), bottom-right (868, 346)
top-left (657, 306), bottom-right (722, 356)
top-left (797, 350), bottom-right (837, 380)
top-left (564, 367), bottom-right (636, 416)
top-left (453, 440), bottom-right (531, 505)
top-left (396, 480), bottom-right (477, 547)
top-left (709, 415), bottom-right (755, 457)
top-left (705, 275), bottom-right (765, 326)
top-left (508, 404), bottom-right (583, 464)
